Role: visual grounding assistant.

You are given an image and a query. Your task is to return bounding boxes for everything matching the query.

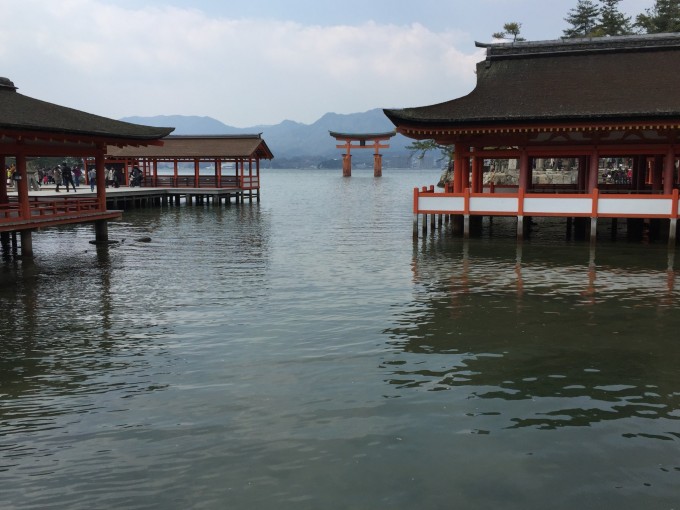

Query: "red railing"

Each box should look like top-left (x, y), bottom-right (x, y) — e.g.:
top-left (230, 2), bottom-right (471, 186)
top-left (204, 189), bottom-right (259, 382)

top-left (142, 175), bottom-right (248, 189)
top-left (413, 186), bottom-right (680, 220)
top-left (0, 197), bottom-right (101, 224)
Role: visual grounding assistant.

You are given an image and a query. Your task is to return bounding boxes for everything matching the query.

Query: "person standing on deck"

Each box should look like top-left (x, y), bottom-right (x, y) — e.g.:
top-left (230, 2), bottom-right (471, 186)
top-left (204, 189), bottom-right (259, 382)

top-left (53, 165), bottom-right (62, 192)
top-left (72, 166), bottom-right (82, 187)
top-left (61, 163), bottom-right (76, 192)
top-left (88, 167), bottom-right (96, 192)
top-left (27, 165), bottom-right (40, 191)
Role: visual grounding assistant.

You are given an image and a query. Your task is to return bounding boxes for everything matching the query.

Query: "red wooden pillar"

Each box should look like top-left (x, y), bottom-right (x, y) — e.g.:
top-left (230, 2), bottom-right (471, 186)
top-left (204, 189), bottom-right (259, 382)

top-left (373, 153), bottom-right (382, 177)
top-left (0, 155), bottom-right (7, 204)
top-left (15, 150), bottom-right (29, 220)
top-left (518, 149), bottom-right (530, 191)
top-left (95, 149), bottom-right (107, 211)
top-left (461, 156), bottom-right (470, 190)
top-left (342, 153), bottom-right (352, 177)
top-left (216, 159), bottom-right (222, 187)
top-left (256, 158), bottom-right (260, 196)
top-left (588, 150), bottom-right (599, 192)
top-left (471, 154), bottom-right (482, 192)
top-left (173, 159), bottom-right (178, 187)
top-left (632, 156), bottom-right (646, 191)
top-left (194, 159), bottom-right (200, 187)
top-left (453, 144), bottom-right (464, 193)
top-left (577, 156), bottom-right (587, 192)
top-left (664, 147), bottom-right (675, 194)
top-left (652, 156), bottom-right (663, 192)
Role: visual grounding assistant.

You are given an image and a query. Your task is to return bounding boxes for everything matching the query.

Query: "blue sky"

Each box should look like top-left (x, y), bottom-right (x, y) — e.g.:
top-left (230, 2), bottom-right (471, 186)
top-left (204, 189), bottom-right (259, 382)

top-left (1, 0), bottom-right (652, 127)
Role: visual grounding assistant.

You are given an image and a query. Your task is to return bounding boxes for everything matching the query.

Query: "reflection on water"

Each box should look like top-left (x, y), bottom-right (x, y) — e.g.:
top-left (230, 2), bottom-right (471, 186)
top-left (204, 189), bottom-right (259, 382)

top-left (1, 170), bottom-right (680, 509)
top-left (386, 236), bottom-right (680, 433)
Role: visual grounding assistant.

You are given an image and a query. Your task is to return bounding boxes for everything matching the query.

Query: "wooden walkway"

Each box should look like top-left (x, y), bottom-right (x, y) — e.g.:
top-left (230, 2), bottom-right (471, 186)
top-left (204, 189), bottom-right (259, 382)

top-left (1, 184), bottom-right (258, 233)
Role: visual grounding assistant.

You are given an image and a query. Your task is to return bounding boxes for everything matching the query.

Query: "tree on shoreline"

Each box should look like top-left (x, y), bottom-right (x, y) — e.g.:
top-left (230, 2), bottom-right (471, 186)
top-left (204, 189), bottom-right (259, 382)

top-left (406, 140), bottom-right (453, 167)
top-left (563, 0), bottom-right (601, 37)
top-left (598, 0), bottom-right (633, 35)
top-left (635, 0), bottom-right (680, 33)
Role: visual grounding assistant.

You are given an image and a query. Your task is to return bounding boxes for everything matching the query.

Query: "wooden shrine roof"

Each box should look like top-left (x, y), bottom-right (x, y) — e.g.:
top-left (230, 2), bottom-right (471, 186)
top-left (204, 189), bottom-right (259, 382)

top-left (0, 77), bottom-right (174, 144)
top-left (106, 135), bottom-right (274, 160)
top-left (384, 33), bottom-right (680, 130)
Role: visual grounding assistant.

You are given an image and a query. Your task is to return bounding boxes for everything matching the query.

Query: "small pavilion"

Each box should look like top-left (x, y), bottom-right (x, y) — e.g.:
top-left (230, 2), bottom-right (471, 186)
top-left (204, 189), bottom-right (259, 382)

top-left (0, 77), bottom-right (172, 256)
top-left (104, 134), bottom-right (273, 201)
top-left (329, 130), bottom-right (396, 177)
top-left (384, 33), bottom-right (680, 241)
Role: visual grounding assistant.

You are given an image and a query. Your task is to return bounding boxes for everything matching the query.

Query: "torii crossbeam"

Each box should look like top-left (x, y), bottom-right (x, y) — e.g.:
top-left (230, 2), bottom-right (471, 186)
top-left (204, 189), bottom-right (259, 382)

top-left (329, 130), bottom-right (396, 177)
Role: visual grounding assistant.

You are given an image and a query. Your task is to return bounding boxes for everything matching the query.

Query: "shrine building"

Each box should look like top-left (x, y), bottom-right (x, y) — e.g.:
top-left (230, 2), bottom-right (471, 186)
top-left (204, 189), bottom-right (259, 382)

top-left (0, 77), bottom-right (173, 257)
top-left (384, 33), bottom-right (680, 242)
top-left (105, 134), bottom-right (273, 204)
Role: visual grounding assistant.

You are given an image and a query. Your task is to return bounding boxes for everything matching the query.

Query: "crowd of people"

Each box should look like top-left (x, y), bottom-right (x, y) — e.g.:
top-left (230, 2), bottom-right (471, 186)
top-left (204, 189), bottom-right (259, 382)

top-left (5, 163), bottom-right (140, 191)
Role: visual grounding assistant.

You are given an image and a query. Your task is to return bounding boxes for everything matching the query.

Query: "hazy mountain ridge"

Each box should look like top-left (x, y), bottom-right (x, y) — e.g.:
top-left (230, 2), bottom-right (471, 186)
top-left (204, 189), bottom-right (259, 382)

top-left (121, 109), bottom-right (425, 168)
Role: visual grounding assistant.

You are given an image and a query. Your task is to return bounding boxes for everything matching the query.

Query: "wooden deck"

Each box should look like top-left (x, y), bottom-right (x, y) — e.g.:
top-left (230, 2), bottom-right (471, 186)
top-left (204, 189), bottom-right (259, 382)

top-left (1, 184), bottom-right (258, 233)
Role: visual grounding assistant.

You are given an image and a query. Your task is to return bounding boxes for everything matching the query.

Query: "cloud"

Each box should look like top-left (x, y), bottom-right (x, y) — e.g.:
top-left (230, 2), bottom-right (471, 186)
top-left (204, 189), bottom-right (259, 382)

top-left (1, 0), bottom-right (482, 126)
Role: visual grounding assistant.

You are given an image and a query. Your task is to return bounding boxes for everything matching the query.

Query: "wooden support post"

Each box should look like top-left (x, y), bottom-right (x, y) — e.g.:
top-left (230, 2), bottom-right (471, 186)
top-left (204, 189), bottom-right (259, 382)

top-left (518, 149), bottom-right (530, 191)
top-left (671, 189), bottom-right (679, 245)
top-left (590, 217), bottom-right (598, 243)
top-left (517, 216), bottom-right (524, 241)
top-left (471, 155), bottom-right (482, 193)
top-left (670, 218), bottom-right (677, 245)
top-left (664, 147), bottom-right (675, 195)
top-left (588, 151), bottom-right (599, 192)
top-left (342, 154), bottom-right (352, 177)
top-left (566, 216), bottom-right (573, 239)
top-left (590, 187), bottom-right (599, 242)
top-left (577, 156), bottom-right (587, 192)
top-left (20, 230), bottom-right (33, 258)
top-left (95, 219), bottom-right (108, 243)
top-left (373, 154), bottom-right (382, 177)
top-left (95, 150), bottom-right (107, 211)
top-left (463, 215), bottom-right (470, 238)
top-left (461, 156), bottom-right (470, 190)
top-left (0, 232), bottom-right (9, 254)
top-left (0, 156), bottom-right (7, 204)
top-left (413, 214), bottom-right (418, 237)
top-left (453, 144), bottom-right (464, 193)
top-left (653, 156), bottom-right (663, 192)
top-left (16, 152), bottom-right (30, 220)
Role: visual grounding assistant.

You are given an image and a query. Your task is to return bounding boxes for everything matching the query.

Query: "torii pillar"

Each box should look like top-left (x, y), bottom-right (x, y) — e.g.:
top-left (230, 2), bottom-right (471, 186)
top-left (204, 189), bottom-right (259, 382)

top-left (330, 130), bottom-right (396, 177)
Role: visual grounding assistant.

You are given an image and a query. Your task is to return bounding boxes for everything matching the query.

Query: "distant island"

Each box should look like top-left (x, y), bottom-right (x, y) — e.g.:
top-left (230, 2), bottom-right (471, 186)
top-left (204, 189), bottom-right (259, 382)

top-left (121, 109), bottom-right (441, 169)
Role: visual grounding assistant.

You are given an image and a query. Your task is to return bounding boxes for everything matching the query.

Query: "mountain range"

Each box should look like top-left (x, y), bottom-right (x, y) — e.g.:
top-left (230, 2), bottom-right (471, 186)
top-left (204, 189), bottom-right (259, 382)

top-left (121, 109), bottom-right (438, 169)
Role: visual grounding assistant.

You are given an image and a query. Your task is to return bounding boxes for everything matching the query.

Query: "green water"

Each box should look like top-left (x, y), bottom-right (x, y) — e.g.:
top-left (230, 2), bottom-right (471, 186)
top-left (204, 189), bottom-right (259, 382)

top-left (1, 169), bottom-right (678, 509)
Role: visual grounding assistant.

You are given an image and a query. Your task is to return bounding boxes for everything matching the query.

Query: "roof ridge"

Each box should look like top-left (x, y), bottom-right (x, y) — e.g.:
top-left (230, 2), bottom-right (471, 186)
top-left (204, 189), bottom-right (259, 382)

top-left (476, 32), bottom-right (680, 60)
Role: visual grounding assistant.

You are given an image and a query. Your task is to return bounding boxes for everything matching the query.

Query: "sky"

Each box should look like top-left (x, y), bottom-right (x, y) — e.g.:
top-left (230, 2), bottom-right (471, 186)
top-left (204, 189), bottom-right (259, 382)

top-left (1, 0), bottom-right (653, 127)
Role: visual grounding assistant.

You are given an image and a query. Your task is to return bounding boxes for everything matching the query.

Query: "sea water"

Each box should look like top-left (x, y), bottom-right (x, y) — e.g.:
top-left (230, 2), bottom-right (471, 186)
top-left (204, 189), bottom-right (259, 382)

top-left (1, 168), bottom-right (679, 509)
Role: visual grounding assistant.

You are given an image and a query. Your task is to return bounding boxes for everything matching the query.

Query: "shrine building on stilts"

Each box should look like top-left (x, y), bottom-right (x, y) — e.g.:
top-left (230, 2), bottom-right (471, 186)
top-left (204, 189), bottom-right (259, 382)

top-left (384, 33), bottom-right (680, 243)
top-left (0, 77), bottom-right (172, 258)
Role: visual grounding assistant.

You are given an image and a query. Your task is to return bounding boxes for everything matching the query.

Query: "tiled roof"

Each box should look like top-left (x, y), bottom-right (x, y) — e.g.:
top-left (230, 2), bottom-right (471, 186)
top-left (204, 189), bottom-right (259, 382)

top-left (0, 77), bottom-right (173, 141)
top-left (106, 135), bottom-right (274, 159)
top-left (384, 33), bottom-right (680, 128)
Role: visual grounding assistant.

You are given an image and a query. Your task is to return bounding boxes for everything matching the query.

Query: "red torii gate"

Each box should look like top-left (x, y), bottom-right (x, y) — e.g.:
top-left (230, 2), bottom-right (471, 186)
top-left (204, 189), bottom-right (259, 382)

top-left (330, 130), bottom-right (396, 177)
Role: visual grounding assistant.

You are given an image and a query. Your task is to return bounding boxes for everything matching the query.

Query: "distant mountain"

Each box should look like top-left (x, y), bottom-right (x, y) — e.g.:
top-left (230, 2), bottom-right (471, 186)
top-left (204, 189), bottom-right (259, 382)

top-left (121, 109), bottom-right (435, 168)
